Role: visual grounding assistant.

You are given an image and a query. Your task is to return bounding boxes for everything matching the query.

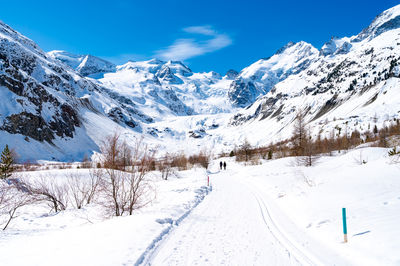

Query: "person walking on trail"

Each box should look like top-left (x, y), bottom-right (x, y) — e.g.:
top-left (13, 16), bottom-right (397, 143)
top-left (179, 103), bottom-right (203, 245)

top-left (223, 161), bottom-right (226, 170)
top-left (220, 161), bottom-right (223, 170)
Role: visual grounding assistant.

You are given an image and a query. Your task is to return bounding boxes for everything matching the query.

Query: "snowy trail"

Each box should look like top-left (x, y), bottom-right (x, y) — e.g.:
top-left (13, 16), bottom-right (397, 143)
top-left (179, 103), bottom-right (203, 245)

top-left (147, 167), bottom-right (307, 265)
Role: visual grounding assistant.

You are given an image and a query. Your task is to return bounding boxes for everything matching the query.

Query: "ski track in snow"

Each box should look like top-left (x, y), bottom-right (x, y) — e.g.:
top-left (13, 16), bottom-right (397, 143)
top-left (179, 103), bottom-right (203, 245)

top-left (242, 182), bottom-right (321, 265)
top-left (143, 166), bottom-right (307, 265)
top-left (134, 185), bottom-right (212, 266)
top-left (141, 161), bottom-right (351, 266)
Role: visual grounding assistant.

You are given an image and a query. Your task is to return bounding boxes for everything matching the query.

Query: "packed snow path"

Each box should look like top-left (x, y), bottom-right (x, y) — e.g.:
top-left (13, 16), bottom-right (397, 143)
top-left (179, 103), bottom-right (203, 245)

top-left (147, 161), bottom-right (342, 265)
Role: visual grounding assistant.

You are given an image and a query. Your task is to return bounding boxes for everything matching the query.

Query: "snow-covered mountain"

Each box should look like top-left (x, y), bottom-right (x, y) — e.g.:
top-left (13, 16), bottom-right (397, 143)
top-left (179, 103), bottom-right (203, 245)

top-left (0, 21), bottom-right (163, 161)
top-left (1, 4), bottom-right (400, 161)
top-left (229, 4), bottom-right (400, 146)
top-left (98, 59), bottom-right (236, 117)
top-left (48, 50), bottom-right (116, 78)
top-left (228, 41), bottom-right (319, 107)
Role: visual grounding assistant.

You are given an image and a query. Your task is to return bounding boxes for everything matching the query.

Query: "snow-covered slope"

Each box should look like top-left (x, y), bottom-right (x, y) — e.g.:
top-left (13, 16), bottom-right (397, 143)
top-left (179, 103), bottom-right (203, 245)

top-left (48, 50), bottom-right (116, 78)
top-left (0, 21), bottom-right (158, 161)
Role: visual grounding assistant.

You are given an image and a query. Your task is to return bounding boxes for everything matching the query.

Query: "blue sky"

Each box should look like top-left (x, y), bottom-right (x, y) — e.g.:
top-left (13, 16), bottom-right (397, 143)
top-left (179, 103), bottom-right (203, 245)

top-left (1, 0), bottom-right (398, 74)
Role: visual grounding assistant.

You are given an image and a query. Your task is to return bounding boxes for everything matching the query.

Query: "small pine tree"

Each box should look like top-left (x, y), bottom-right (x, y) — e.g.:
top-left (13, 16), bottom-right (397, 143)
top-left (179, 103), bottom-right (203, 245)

top-left (373, 125), bottom-right (378, 135)
top-left (0, 145), bottom-right (15, 179)
top-left (267, 150), bottom-right (273, 160)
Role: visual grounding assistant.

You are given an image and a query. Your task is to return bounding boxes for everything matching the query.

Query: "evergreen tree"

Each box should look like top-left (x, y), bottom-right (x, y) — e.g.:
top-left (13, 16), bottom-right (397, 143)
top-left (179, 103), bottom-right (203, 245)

top-left (0, 145), bottom-right (14, 179)
top-left (267, 150), bottom-right (273, 160)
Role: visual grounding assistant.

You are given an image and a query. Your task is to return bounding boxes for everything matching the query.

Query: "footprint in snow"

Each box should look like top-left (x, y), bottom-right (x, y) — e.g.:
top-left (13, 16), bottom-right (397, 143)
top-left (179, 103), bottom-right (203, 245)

top-left (383, 202), bottom-right (388, 205)
top-left (317, 220), bottom-right (330, 227)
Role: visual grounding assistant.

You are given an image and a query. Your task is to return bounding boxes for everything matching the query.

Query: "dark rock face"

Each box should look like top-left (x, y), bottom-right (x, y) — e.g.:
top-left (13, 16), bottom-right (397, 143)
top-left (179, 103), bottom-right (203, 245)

top-left (1, 112), bottom-right (54, 143)
top-left (225, 69), bottom-right (238, 80)
top-left (156, 66), bottom-right (183, 84)
top-left (228, 78), bottom-right (259, 108)
top-left (375, 15), bottom-right (400, 36)
top-left (0, 46), bottom-right (83, 143)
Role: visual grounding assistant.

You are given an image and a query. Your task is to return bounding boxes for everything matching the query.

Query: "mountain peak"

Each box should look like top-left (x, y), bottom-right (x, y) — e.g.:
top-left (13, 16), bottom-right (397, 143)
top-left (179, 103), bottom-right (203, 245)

top-left (164, 60), bottom-right (192, 76)
top-left (225, 69), bottom-right (239, 80)
top-left (275, 41), bottom-right (296, 55)
top-left (48, 51), bottom-right (115, 77)
top-left (319, 36), bottom-right (352, 56)
top-left (354, 4), bottom-right (400, 42)
top-left (273, 41), bottom-right (315, 57)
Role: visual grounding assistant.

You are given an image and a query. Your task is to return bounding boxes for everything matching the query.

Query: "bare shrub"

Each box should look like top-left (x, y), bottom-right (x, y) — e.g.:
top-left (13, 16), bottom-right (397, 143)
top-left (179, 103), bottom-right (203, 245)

top-left (291, 113), bottom-right (319, 167)
top-left (171, 153), bottom-right (188, 171)
top-left (67, 171), bottom-right (100, 209)
top-left (99, 134), bottom-right (156, 216)
top-left (24, 175), bottom-right (69, 213)
top-left (0, 180), bottom-right (34, 230)
top-left (158, 153), bottom-right (173, 180)
top-left (292, 110), bottom-right (307, 156)
top-left (188, 151), bottom-right (210, 169)
top-left (80, 154), bottom-right (92, 169)
top-left (120, 140), bottom-right (132, 171)
top-left (235, 139), bottom-right (253, 162)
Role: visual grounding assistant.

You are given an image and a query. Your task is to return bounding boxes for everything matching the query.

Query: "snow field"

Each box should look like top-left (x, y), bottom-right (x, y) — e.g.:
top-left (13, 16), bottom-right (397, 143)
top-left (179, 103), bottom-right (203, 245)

top-left (228, 147), bottom-right (400, 265)
top-left (0, 167), bottom-right (210, 266)
top-left (0, 146), bottom-right (399, 265)
top-left (147, 147), bottom-right (400, 265)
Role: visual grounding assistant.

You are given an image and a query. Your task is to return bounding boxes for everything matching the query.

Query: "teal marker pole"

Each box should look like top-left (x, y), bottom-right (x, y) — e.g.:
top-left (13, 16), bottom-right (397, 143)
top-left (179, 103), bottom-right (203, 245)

top-left (342, 208), bottom-right (348, 243)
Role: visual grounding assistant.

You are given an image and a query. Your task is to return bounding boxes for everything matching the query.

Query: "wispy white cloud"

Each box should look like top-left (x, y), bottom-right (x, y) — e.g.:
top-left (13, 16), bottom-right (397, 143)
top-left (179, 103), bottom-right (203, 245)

top-left (183, 25), bottom-right (216, 36)
top-left (155, 25), bottom-right (233, 61)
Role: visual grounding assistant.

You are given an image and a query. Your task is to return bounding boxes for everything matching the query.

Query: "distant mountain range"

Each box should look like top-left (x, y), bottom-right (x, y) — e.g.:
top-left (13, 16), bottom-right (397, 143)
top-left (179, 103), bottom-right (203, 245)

top-left (1, 4), bottom-right (400, 161)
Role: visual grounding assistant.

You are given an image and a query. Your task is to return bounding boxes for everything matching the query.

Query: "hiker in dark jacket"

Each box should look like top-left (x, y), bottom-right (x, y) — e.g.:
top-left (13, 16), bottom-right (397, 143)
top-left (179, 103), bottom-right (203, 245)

top-left (220, 161), bottom-right (223, 170)
top-left (223, 161), bottom-right (226, 170)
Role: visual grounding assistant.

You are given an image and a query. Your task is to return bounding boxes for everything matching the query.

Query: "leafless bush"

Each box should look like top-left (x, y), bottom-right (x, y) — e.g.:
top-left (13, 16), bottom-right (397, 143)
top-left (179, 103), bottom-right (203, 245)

top-left (67, 171), bottom-right (101, 209)
top-left (170, 153), bottom-right (188, 171)
top-left (24, 175), bottom-right (69, 213)
top-left (235, 139), bottom-right (253, 162)
top-left (80, 154), bottom-right (92, 169)
top-left (99, 133), bottom-right (156, 216)
top-left (158, 153), bottom-right (173, 180)
top-left (188, 151), bottom-right (210, 169)
top-left (0, 180), bottom-right (34, 230)
top-left (101, 132), bottom-right (122, 170)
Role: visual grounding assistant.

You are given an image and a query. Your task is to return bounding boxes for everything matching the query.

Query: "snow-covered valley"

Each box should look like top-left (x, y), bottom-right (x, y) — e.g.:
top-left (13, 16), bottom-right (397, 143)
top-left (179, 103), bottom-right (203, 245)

top-left (1, 3), bottom-right (400, 265)
top-left (0, 147), bottom-right (399, 265)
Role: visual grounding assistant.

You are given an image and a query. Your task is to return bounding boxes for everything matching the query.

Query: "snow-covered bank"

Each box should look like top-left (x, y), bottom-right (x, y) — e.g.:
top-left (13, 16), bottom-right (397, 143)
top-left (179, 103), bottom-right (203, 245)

top-left (227, 147), bottom-right (400, 265)
top-left (0, 167), bottom-right (210, 266)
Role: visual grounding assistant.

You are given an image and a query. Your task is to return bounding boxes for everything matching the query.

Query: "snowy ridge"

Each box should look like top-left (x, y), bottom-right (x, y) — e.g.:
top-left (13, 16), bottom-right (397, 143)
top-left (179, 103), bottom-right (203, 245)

top-left (355, 4), bottom-right (400, 42)
top-left (48, 50), bottom-right (116, 78)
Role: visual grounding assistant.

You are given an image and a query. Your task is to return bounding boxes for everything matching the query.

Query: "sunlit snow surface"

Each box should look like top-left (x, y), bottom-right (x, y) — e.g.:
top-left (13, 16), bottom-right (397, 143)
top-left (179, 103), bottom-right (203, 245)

top-left (1, 147), bottom-right (399, 265)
